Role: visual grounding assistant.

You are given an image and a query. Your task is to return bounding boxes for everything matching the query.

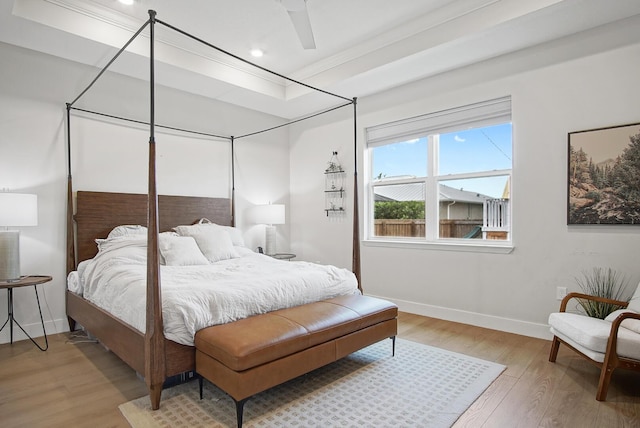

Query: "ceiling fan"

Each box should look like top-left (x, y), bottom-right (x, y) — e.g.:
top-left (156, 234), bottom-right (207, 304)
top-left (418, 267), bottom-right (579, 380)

top-left (279, 0), bottom-right (316, 49)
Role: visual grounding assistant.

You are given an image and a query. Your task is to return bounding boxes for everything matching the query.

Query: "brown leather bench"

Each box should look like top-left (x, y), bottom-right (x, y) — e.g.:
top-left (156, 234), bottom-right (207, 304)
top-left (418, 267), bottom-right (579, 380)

top-left (195, 294), bottom-right (398, 427)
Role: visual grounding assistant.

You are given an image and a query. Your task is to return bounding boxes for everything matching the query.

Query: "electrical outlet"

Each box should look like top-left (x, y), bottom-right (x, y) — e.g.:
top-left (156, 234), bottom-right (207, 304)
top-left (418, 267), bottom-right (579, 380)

top-left (556, 286), bottom-right (567, 300)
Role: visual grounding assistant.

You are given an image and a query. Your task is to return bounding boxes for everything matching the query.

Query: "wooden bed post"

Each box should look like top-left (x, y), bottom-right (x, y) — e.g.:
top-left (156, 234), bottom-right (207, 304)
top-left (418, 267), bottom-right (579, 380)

top-left (352, 98), bottom-right (362, 291)
top-left (65, 103), bottom-right (76, 276)
top-left (65, 103), bottom-right (77, 332)
top-left (145, 9), bottom-right (166, 410)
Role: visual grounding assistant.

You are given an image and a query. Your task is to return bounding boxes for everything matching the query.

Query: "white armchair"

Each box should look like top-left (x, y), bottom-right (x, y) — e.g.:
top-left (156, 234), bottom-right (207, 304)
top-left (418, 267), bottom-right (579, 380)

top-left (548, 283), bottom-right (640, 401)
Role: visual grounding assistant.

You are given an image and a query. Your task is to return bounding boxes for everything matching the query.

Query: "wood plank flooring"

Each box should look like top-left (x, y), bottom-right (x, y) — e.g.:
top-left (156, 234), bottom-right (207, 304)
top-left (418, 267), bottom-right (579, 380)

top-left (1, 313), bottom-right (638, 427)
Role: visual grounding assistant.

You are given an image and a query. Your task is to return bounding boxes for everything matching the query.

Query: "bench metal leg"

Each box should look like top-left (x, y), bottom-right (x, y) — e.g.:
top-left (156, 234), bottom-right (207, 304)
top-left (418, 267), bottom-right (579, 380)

top-left (197, 376), bottom-right (248, 428)
top-left (391, 336), bottom-right (396, 356)
top-left (235, 397), bottom-right (249, 428)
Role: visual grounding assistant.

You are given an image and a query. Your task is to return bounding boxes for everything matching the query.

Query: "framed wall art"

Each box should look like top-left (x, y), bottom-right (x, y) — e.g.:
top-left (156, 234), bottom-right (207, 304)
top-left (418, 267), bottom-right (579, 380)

top-left (567, 123), bottom-right (640, 225)
top-left (568, 122), bottom-right (640, 225)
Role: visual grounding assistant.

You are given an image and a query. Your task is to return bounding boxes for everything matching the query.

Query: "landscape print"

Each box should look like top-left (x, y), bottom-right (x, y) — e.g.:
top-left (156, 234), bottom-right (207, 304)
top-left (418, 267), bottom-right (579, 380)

top-left (568, 122), bottom-right (640, 225)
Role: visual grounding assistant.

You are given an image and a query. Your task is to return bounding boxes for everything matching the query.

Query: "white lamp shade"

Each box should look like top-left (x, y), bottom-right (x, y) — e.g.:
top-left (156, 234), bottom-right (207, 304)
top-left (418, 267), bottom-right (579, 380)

top-left (0, 193), bottom-right (38, 226)
top-left (254, 204), bottom-right (285, 225)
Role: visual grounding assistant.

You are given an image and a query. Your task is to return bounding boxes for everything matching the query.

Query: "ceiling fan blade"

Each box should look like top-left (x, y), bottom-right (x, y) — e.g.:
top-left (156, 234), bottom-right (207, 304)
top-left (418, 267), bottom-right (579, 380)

top-left (283, 1), bottom-right (316, 49)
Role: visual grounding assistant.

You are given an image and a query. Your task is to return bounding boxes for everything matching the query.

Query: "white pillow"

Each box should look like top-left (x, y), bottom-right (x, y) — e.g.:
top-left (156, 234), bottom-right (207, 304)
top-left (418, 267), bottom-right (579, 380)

top-left (604, 309), bottom-right (640, 334)
top-left (176, 226), bottom-right (238, 262)
top-left (221, 225), bottom-right (245, 247)
top-left (159, 235), bottom-right (209, 266)
top-left (107, 225), bottom-right (147, 239)
top-left (188, 219), bottom-right (246, 247)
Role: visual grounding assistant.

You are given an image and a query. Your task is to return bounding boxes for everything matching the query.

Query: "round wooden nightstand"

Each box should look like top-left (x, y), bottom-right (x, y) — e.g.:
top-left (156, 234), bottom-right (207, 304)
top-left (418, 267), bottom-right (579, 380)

top-left (0, 275), bottom-right (52, 351)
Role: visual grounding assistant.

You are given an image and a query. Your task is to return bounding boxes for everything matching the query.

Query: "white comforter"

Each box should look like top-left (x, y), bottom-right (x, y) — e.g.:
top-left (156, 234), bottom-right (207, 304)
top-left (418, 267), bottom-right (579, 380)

top-left (69, 237), bottom-right (359, 346)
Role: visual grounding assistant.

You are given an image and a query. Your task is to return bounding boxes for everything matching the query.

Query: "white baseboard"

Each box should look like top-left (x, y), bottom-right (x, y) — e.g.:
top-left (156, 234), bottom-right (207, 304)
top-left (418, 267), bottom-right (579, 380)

top-left (0, 318), bottom-right (68, 345)
top-left (367, 294), bottom-right (553, 340)
top-left (0, 304), bottom-right (553, 346)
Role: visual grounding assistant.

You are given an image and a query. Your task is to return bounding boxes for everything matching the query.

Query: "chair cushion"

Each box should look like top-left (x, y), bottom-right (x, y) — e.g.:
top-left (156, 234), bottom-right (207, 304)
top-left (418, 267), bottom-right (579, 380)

top-left (605, 309), bottom-right (640, 334)
top-left (550, 327), bottom-right (606, 362)
top-left (548, 312), bottom-right (640, 360)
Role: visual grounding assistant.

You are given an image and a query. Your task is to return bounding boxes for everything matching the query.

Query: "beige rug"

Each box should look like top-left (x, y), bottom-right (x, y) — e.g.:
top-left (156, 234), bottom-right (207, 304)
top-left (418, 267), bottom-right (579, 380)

top-left (119, 338), bottom-right (505, 427)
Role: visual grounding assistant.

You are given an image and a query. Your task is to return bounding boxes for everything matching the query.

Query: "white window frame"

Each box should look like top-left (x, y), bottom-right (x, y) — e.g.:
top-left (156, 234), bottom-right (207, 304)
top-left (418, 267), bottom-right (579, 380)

top-left (364, 96), bottom-right (513, 253)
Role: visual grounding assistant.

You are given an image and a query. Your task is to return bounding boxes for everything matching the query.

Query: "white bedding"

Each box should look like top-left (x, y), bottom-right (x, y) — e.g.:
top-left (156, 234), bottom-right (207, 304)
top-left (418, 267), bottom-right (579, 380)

top-left (68, 236), bottom-right (359, 346)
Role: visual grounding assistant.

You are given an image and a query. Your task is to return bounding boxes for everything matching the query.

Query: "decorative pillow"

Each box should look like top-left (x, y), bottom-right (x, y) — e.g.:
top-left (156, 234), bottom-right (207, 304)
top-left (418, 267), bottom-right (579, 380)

top-left (174, 224), bottom-right (204, 237)
top-left (221, 226), bottom-right (245, 247)
top-left (176, 226), bottom-right (238, 262)
top-left (107, 225), bottom-right (147, 239)
top-left (627, 284), bottom-right (640, 312)
top-left (604, 309), bottom-right (640, 334)
top-left (158, 232), bottom-right (178, 265)
top-left (193, 219), bottom-right (246, 247)
top-left (159, 235), bottom-right (209, 266)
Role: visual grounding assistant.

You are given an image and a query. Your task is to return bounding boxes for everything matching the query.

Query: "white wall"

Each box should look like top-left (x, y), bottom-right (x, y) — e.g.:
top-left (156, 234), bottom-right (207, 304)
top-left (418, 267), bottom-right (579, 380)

top-left (0, 42), bottom-right (290, 344)
top-left (289, 30), bottom-right (640, 339)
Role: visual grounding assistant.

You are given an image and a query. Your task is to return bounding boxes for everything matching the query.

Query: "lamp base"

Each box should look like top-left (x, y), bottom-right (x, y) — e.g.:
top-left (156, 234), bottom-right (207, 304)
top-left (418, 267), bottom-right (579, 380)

top-left (0, 230), bottom-right (20, 281)
top-left (265, 225), bottom-right (277, 256)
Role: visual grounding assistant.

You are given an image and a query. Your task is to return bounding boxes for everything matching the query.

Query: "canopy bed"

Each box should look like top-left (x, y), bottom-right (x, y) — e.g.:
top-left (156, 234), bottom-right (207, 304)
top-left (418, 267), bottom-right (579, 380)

top-left (64, 10), bottom-right (384, 413)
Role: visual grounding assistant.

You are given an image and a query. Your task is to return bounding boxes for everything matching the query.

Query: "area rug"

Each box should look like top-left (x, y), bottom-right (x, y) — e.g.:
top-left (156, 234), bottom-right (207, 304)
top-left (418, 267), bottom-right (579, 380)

top-left (119, 338), bottom-right (505, 428)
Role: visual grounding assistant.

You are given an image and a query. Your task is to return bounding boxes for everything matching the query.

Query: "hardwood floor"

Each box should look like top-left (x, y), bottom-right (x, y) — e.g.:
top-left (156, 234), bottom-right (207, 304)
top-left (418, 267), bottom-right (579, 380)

top-left (0, 332), bottom-right (147, 428)
top-left (1, 313), bottom-right (638, 427)
top-left (397, 313), bottom-right (640, 428)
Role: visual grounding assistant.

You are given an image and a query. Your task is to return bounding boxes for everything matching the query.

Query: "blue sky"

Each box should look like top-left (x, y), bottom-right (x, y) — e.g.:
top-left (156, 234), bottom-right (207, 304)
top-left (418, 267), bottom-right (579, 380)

top-left (372, 123), bottom-right (512, 197)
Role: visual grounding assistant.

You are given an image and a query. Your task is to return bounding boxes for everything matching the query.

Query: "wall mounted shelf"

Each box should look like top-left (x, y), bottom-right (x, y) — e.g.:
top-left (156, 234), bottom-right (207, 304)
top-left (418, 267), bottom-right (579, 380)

top-left (325, 152), bottom-right (346, 216)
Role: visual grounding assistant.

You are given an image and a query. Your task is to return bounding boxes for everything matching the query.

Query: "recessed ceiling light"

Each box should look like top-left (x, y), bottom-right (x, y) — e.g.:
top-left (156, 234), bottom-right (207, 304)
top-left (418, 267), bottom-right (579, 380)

top-left (250, 49), bottom-right (264, 58)
top-left (119, 0), bottom-right (134, 5)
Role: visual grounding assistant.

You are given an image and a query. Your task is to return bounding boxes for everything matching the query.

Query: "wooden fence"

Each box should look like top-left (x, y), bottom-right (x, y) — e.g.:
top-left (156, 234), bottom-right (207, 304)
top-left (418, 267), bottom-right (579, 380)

top-left (439, 219), bottom-right (482, 239)
top-left (374, 219), bottom-right (425, 237)
top-left (374, 219), bottom-right (482, 239)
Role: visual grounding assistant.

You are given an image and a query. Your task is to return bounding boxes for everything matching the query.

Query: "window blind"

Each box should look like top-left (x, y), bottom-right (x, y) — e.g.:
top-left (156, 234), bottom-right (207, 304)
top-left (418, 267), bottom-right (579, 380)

top-left (366, 96), bottom-right (511, 148)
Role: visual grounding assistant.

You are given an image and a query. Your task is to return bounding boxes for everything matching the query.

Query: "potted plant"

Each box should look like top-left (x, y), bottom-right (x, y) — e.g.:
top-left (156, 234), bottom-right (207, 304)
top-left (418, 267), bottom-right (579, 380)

top-left (574, 267), bottom-right (630, 319)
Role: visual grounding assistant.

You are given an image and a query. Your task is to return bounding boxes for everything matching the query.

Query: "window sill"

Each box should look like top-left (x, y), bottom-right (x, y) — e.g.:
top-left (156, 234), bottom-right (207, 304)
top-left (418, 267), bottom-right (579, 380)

top-left (363, 238), bottom-right (514, 254)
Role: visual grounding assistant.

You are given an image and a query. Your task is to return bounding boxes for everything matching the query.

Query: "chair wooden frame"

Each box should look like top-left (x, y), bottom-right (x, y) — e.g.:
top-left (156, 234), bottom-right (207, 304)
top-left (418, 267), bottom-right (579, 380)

top-left (549, 292), bottom-right (640, 401)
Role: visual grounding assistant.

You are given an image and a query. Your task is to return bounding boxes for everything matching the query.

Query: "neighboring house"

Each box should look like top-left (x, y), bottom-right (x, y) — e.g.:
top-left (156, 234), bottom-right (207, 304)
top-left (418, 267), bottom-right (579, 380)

top-left (374, 182), bottom-right (488, 220)
top-left (374, 182), bottom-right (509, 239)
top-left (438, 185), bottom-right (489, 220)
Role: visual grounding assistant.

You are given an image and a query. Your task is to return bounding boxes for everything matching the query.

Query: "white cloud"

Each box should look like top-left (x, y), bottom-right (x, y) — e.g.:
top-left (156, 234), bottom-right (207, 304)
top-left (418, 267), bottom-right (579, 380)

top-left (454, 135), bottom-right (465, 142)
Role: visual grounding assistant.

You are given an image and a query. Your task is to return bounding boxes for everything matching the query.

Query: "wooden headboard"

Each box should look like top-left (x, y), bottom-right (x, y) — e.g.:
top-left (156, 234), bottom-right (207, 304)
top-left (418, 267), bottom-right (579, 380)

top-left (74, 191), bottom-right (232, 263)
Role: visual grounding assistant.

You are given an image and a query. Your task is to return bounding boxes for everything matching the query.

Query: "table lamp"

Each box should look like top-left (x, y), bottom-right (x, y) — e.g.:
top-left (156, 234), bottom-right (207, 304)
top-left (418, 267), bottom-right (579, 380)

top-left (0, 193), bottom-right (38, 281)
top-left (254, 204), bottom-right (285, 256)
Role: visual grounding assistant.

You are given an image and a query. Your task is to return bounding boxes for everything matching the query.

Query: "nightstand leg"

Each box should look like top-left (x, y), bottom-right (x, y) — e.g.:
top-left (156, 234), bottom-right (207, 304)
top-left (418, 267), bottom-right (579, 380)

top-left (0, 289), bottom-right (12, 341)
top-left (9, 288), bottom-right (13, 343)
top-left (1, 286), bottom-right (48, 351)
top-left (32, 286), bottom-right (48, 351)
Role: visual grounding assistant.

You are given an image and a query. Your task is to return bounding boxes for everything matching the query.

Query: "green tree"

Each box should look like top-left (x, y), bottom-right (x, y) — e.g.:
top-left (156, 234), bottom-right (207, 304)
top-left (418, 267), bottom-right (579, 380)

top-left (374, 201), bottom-right (425, 219)
top-left (612, 131), bottom-right (640, 202)
top-left (570, 147), bottom-right (589, 184)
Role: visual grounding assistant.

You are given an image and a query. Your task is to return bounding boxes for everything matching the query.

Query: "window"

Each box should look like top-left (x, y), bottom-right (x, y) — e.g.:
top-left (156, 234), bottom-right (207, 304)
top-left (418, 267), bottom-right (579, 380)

top-left (366, 97), bottom-right (512, 247)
